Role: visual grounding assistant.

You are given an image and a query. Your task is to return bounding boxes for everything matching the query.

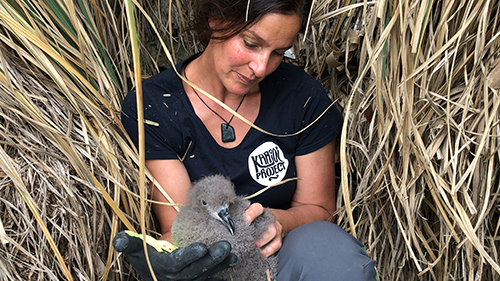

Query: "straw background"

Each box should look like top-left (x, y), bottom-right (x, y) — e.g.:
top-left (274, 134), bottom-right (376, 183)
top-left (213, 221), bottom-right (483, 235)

top-left (0, 0), bottom-right (498, 280)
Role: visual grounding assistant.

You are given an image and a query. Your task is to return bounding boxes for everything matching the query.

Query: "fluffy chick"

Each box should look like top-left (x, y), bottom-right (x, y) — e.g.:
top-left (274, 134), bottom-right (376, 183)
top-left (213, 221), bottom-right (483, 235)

top-left (171, 175), bottom-right (277, 281)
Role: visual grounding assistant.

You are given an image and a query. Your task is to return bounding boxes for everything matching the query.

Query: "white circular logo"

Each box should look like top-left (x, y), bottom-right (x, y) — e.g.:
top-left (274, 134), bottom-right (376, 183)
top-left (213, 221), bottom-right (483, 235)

top-left (248, 141), bottom-right (289, 186)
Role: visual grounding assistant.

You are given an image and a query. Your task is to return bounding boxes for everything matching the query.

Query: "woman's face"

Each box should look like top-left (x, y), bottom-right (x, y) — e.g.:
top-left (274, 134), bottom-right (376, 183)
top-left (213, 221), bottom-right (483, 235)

top-left (209, 13), bottom-right (302, 96)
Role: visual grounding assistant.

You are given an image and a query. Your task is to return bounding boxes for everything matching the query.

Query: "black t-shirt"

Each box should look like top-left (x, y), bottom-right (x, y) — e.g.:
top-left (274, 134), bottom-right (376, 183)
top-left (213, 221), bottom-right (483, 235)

top-left (122, 55), bottom-right (343, 209)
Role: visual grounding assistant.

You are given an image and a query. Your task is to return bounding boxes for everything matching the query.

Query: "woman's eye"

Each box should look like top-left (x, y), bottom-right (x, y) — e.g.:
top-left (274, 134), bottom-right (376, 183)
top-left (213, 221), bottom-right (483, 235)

top-left (244, 40), bottom-right (257, 48)
top-left (273, 50), bottom-right (285, 56)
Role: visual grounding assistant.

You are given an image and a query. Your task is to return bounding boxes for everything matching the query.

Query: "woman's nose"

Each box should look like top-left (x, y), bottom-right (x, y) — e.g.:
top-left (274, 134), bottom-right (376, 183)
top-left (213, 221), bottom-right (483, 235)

top-left (248, 53), bottom-right (269, 78)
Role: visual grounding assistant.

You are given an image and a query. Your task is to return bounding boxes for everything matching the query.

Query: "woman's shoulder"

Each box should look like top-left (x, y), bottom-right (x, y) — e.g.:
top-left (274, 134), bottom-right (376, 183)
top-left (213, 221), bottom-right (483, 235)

top-left (122, 62), bottom-right (186, 112)
top-left (126, 55), bottom-right (194, 98)
top-left (265, 62), bottom-right (323, 91)
top-left (128, 54), bottom-right (201, 100)
top-left (141, 66), bottom-right (183, 95)
top-left (268, 62), bottom-right (306, 79)
top-left (271, 62), bottom-right (319, 82)
top-left (262, 62), bottom-right (327, 103)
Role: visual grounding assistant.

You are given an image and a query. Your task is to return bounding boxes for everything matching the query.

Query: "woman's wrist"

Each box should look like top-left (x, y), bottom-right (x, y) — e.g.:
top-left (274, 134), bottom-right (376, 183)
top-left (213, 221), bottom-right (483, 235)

top-left (270, 205), bottom-right (331, 233)
top-left (159, 230), bottom-right (173, 243)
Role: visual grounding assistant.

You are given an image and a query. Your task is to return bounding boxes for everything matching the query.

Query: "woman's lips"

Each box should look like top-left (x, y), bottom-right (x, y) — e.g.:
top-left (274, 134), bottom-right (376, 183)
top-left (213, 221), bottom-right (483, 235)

top-left (236, 72), bottom-right (255, 85)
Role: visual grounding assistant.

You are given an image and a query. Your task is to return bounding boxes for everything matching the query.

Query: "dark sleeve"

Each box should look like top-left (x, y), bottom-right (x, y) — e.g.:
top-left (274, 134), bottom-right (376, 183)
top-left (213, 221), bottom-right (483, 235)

top-left (293, 74), bottom-right (343, 156)
top-left (121, 88), bottom-right (140, 149)
top-left (121, 84), bottom-right (184, 160)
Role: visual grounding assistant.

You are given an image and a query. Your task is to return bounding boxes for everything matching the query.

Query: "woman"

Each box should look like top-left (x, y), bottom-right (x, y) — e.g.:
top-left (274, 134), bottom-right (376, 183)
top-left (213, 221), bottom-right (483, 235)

top-left (121, 0), bottom-right (376, 280)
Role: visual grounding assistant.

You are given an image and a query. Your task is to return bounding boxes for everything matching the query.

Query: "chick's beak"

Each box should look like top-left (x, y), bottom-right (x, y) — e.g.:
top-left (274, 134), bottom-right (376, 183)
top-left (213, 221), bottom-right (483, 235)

top-left (217, 206), bottom-right (235, 235)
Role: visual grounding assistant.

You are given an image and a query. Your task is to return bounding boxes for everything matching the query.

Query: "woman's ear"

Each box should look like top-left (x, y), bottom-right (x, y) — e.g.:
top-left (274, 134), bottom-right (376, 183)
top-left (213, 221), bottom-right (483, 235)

top-left (208, 18), bottom-right (219, 29)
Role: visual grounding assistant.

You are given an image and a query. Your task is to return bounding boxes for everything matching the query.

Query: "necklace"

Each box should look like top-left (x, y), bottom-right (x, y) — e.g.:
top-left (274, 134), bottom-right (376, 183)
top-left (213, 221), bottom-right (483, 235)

top-left (184, 69), bottom-right (246, 143)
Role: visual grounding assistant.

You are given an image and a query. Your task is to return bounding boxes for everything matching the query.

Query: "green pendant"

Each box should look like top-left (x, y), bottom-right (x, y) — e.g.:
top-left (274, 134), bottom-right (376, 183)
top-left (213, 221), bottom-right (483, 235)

top-left (221, 123), bottom-right (236, 143)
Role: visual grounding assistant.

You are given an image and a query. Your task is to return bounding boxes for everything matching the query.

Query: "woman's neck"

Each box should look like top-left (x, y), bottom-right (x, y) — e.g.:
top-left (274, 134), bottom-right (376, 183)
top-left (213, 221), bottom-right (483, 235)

top-left (185, 49), bottom-right (232, 103)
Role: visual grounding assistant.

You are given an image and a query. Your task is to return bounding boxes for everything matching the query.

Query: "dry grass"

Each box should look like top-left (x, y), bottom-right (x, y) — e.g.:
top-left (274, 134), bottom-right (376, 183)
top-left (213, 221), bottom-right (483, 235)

top-left (0, 0), bottom-right (498, 280)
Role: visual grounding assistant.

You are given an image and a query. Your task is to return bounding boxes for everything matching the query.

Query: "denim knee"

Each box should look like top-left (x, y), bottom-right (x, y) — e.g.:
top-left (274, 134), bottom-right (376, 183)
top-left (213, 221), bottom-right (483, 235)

top-left (276, 221), bottom-right (377, 281)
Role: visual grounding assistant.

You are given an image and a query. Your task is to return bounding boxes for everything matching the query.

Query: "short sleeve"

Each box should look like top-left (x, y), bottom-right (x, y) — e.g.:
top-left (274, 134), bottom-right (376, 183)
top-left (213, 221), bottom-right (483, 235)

top-left (120, 67), bottom-right (190, 160)
top-left (260, 62), bottom-right (343, 156)
top-left (294, 77), bottom-right (343, 156)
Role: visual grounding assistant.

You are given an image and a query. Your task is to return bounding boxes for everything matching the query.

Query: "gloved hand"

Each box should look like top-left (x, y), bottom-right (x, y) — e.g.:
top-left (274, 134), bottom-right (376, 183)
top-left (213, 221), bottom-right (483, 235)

top-left (112, 230), bottom-right (238, 281)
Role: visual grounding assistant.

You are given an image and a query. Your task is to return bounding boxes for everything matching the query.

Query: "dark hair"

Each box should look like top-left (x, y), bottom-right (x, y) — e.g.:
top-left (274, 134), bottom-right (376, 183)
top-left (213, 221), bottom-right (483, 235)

top-left (192, 0), bottom-right (312, 46)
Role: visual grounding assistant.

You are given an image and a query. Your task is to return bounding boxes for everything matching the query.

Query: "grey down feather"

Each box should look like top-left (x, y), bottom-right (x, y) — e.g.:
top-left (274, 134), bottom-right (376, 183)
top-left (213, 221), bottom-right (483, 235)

top-left (171, 174), bottom-right (278, 281)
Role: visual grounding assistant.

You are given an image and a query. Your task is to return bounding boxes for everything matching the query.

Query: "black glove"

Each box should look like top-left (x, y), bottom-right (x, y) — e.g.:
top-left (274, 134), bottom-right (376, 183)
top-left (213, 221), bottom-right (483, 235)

top-left (112, 230), bottom-right (238, 281)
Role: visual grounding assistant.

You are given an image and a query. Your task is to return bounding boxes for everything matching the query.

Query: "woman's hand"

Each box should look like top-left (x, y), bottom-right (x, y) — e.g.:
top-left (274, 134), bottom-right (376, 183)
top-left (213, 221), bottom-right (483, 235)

top-left (245, 203), bottom-right (284, 258)
top-left (112, 231), bottom-right (238, 281)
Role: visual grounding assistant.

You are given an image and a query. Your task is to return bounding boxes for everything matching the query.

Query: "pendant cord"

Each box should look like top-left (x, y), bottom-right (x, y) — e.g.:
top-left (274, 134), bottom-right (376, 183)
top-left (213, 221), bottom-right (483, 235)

top-left (183, 68), bottom-right (246, 125)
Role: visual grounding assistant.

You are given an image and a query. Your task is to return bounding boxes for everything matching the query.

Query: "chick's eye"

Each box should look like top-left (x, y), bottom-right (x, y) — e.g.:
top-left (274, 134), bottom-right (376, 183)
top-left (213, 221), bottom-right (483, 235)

top-left (201, 199), bottom-right (207, 206)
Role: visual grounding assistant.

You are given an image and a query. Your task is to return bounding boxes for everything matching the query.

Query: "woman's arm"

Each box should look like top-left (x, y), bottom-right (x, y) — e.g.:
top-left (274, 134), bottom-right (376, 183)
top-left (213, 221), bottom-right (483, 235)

top-left (146, 159), bottom-right (192, 242)
top-left (276, 139), bottom-right (337, 230)
top-left (246, 139), bottom-right (337, 257)
top-left (147, 139), bottom-right (336, 251)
